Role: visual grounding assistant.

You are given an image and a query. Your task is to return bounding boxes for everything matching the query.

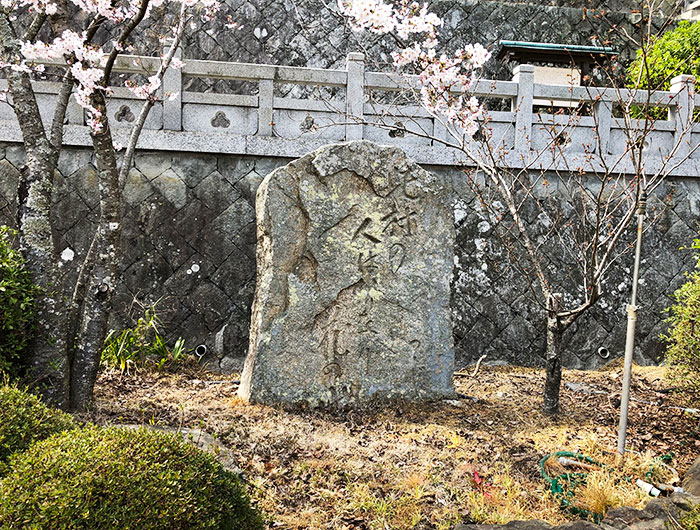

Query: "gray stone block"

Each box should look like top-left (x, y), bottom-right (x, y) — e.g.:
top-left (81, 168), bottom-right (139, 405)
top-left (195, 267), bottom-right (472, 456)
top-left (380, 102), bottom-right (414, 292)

top-left (239, 141), bottom-right (456, 407)
top-left (135, 153), bottom-right (171, 180)
top-left (57, 150), bottom-right (92, 179)
top-left (5, 145), bottom-right (25, 169)
top-left (123, 250), bottom-right (172, 294)
top-left (0, 159), bottom-right (19, 200)
top-left (193, 170), bottom-right (238, 215)
top-left (152, 169), bottom-right (187, 210)
top-left (234, 170), bottom-right (264, 206)
top-left (172, 154), bottom-right (219, 187)
top-left (123, 168), bottom-right (154, 206)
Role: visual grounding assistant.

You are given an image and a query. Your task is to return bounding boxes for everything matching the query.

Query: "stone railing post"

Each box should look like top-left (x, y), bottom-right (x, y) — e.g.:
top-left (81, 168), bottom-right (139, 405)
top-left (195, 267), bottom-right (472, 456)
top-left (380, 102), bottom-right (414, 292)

top-left (345, 52), bottom-right (365, 141)
top-left (593, 98), bottom-right (613, 157)
top-left (257, 77), bottom-right (274, 136)
top-left (66, 98), bottom-right (83, 125)
top-left (512, 64), bottom-right (534, 154)
top-left (162, 41), bottom-right (183, 131)
top-left (669, 74), bottom-right (695, 160)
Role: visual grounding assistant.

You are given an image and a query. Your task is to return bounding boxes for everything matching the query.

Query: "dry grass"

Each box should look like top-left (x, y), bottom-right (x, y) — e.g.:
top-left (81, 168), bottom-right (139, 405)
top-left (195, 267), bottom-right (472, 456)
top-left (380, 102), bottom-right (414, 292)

top-left (575, 468), bottom-right (647, 515)
top-left (537, 433), bottom-right (682, 519)
top-left (84, 362), bottom-right (700, 529)
top-left (464, 464), bottom-right (562, 524)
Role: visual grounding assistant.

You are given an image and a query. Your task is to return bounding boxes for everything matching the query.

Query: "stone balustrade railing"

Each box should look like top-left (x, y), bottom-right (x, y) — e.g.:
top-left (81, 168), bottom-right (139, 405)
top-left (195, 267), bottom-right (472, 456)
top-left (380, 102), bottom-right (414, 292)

top-left (681, 0), bottom-right (700, 19)
top-left (0, 51), bottom-right (698, 174)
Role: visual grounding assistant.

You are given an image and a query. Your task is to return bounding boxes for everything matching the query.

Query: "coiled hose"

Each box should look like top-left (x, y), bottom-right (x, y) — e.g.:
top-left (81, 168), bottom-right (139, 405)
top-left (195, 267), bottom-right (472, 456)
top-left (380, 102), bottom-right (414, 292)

top-left (539, 451), bottom-right (606, 523)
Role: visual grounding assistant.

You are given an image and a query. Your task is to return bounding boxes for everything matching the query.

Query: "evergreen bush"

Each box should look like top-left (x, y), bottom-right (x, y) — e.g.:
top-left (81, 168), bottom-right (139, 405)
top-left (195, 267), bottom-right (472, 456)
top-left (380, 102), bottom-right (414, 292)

top-left (663, 238), bottom-right (700, 400)
top-left (0, 385), bottom-right (75, 475)
top-left (0, 426), bottom-right (264, 529)
top-left (0, 226), bottom-right (39, 376)
top-left (627, 20), bottom-right (700, 92)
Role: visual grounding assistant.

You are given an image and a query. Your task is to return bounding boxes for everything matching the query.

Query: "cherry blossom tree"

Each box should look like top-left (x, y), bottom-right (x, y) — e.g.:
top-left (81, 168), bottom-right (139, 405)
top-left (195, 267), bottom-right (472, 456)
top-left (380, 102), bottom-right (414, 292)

top-left (339, 0), bottom-right (697, 414)
top-left (0, 0), bottom-right (219, 410)
top-left (340, 0), bottom-right (490, 135)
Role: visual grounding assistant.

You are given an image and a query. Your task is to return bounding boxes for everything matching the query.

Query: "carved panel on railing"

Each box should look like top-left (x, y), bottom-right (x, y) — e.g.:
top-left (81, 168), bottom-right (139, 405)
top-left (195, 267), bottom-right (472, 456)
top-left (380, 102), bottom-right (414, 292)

top-left (0, 52), bottom-right (697, 173)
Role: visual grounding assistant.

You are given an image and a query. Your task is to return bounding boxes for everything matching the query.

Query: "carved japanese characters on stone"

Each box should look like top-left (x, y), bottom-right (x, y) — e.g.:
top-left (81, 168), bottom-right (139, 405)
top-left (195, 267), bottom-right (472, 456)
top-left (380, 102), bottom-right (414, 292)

top-left (238, 141), bottom-right (455, 407)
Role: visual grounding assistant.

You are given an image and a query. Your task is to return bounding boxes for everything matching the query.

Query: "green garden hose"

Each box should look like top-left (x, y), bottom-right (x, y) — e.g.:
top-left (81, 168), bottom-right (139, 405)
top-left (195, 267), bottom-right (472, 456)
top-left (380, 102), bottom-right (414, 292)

top-left (539, 451), bottom-right (606, 523)
top-left (540, 451), bottom-right (676, 522)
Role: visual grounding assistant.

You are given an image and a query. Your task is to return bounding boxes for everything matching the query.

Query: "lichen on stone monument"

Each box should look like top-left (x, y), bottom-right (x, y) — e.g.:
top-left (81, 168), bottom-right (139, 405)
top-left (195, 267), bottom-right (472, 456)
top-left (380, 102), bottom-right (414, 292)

top-left (238, 141), bottom-right (456, 408)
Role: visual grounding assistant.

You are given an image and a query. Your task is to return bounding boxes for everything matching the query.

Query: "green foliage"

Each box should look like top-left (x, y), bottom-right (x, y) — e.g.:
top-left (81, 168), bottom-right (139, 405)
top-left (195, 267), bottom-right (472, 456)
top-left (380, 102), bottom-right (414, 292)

top-left (626, 21), bottom-right (700, 121)
top-left (627, 21), bottom-right (700, 92)
top-left (153, 336), bottom-right (186, 371)
top-left (0, 426), bottom-right (264, 530)
top-left (101, 302), bottom-right (189, 373)
top-left (682, 504), bottom-right (700, 530)
top-left (0, 226), bottom-right (39, 376)
top-left (0, 385), bottom-right (75, 476)
top-left (663, 239), bottom-right (700, 400)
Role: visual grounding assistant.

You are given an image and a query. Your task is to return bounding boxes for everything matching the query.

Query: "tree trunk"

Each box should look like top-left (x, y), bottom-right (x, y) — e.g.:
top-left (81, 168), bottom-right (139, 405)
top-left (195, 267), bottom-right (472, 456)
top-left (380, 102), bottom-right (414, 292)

top-left (0, 13), bottom-right (70, 408)
top-left (543, 295), bottom-right (564, 415)
top-left (16, 166), bottom-right (71, 409)
top-left (69, 94), bottom-right (122, 411)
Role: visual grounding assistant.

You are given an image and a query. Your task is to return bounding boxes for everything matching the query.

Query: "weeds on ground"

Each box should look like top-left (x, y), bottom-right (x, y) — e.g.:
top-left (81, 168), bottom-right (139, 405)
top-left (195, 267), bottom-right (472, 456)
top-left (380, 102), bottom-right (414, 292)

top-left (682, 503), bottom-right (700, 530)
top-left (101, 301), bottom-right (190, 374)
top-left (465, 465), bottom-right (562, 524)
top-left (539, 433), bottom-right (679, 521)
top-left (465, 431), bottom-right (683, 525)
top-left (88, 364), bottom-right (699, 529)
top-left (573, 468), bottom-right (647, 516)
top-left (245, 424), bottom-right (472, 530)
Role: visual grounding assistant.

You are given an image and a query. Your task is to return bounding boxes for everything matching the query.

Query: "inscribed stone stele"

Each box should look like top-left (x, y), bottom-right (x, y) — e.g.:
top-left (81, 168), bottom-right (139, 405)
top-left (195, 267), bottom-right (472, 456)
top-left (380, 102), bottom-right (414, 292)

top-left (238, 141), bottom-right (455, 407)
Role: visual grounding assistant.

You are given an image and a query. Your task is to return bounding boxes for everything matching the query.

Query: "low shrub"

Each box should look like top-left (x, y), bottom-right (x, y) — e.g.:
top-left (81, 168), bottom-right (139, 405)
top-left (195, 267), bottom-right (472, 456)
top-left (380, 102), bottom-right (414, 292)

top-left (626, 20), bottom-right (700, 121)
top-left (663, 238), bottom-right (700, 400)
top-left (0, 426), bottom-right (264, 529)
top-left (0, 385), bottom-right (75, 475)
top-left (0, 226), bottom-right (39, 376)
top-left (683, 504), bottom-right (700, 530)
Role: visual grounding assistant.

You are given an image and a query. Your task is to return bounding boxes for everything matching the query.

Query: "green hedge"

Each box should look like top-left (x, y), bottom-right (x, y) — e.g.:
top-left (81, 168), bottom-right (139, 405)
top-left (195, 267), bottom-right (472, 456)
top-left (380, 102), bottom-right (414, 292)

top-left (0, 426), bottom-right (264, 530)
top-left (627, 20), bottom-right (700, 92)
top-left (0, 226), bottom-right (39, 376)
top-left (682, 504), bottom-right (700, 530)
top-left (0, 385), bottom-right (75, 475)
top-left (663, 239), bottom-right (700, 399)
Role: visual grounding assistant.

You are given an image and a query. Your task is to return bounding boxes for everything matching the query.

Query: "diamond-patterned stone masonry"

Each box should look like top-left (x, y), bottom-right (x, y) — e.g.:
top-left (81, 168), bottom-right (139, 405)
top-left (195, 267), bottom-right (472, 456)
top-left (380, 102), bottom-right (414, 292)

top-left (0, 0), bottom-right (681, 371)
top-left (112, 0), bottom-right (666, 97)
top-left (0, 142), bottom-right (697, 372)
top-left (446, 169), bottom-right (698, 371)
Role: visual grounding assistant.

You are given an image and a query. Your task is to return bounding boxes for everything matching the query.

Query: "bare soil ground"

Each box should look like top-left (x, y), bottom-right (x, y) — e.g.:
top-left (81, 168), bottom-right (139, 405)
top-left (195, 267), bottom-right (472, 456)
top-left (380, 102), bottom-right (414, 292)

top-left (85, 361), bottom-right (700, 530)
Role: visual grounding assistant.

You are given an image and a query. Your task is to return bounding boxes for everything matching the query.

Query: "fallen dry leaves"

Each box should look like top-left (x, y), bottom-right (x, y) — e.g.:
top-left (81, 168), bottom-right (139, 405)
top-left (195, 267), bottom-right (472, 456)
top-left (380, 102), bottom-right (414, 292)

top-left (84, 361), bottom-right (699, 529)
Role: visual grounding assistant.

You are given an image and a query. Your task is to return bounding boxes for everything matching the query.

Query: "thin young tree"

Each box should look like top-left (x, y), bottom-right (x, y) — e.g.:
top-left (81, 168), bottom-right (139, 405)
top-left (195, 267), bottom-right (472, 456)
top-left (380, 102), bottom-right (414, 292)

top-left (339, 0), bottom-right (697, 413)
top-left (0, 0), bottom-right (221, 410)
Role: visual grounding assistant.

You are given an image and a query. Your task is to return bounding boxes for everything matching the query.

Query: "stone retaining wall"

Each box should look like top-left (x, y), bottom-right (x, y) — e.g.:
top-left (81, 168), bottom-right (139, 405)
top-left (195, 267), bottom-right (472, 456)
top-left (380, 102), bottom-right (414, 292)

top-left (0, 145), bottom-right (285, 372)
top-left (1, 143), bottom-right (696, 371)
top-left (0, 0), bottom-right (689, 372)
top-left (171, 0), bottom-right (653, 82)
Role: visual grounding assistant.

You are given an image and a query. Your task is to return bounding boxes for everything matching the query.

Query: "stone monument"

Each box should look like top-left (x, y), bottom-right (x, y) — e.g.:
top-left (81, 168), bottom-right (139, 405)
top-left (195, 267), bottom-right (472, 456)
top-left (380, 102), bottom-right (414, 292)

top-left (238, 141), bottom-right (455, 407)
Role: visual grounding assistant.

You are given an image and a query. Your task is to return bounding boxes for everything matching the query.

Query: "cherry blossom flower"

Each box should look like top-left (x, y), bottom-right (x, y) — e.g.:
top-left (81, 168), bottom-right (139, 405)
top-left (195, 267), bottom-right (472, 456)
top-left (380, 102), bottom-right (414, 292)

top-left (339, 0), bottom-right (490, 136)
top-left (126, 74), bottom-right (161, 99)
top-left (338, 0), bottom-right (396, 34)
top-left (6, 0), bottom-right (222, 133)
